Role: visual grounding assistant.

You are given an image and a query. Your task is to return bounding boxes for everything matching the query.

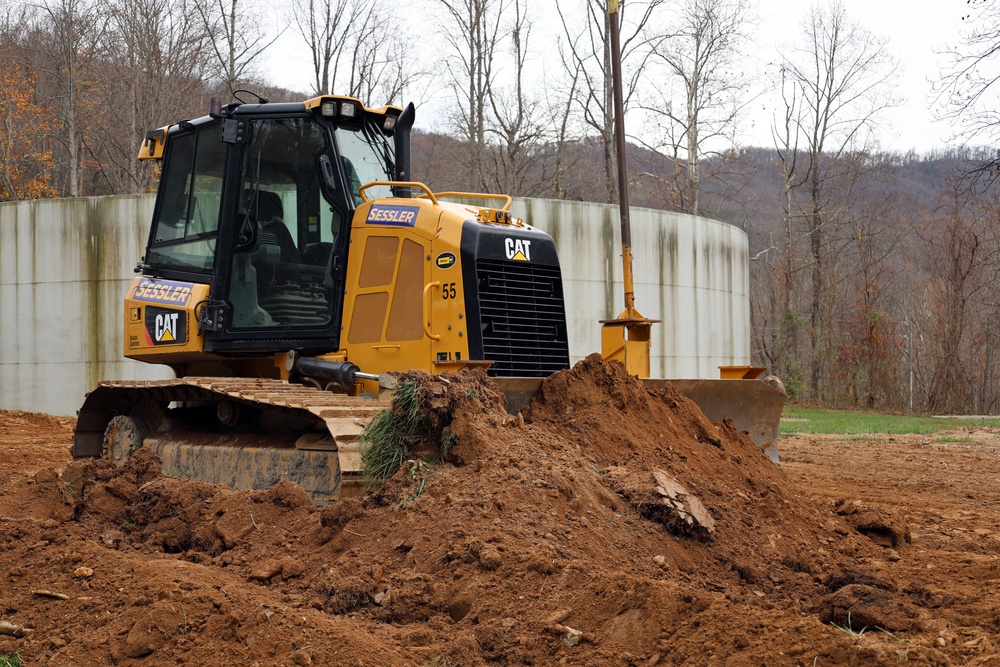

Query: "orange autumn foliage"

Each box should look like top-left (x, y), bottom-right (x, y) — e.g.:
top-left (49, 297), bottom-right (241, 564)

top-left (0, 56), bottom-right (57, 201)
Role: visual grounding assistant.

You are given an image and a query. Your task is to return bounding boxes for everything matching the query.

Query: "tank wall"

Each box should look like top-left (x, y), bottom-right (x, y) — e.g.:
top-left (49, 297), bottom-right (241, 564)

top-left (0, 195), bottom-right (749, 416)
top-left (0, 196), bottom-right (174, 416)
top-left (516, 199), bottom-right (750, 379)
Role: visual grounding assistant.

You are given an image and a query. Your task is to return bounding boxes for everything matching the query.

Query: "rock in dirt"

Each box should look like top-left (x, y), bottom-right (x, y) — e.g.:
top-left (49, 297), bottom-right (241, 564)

top-left (250, 557), bottom-right (304, 582)
top-left (122, 601), bottom-right (183, 658)
top-left (817, 583), bottom-right (915, 633)
top-left (0, 621), bottom-right (28, 638)
top-left (72, 566), bottom-right (94, 579)
top-left (214, 507), bottom-right (257, 548)
top-left (604, 466), bottom-right (715, 539)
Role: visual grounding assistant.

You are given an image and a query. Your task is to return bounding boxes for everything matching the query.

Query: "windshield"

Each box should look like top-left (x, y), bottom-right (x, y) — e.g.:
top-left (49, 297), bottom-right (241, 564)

top-left (336, 118), bottom-right (396, 205)
top-left (229, 117), bottom-right (341, 330)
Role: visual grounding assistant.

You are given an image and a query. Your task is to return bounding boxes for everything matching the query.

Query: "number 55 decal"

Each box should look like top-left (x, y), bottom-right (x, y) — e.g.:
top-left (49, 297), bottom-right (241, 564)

top-left (441, 282), bottom-right (457, 300)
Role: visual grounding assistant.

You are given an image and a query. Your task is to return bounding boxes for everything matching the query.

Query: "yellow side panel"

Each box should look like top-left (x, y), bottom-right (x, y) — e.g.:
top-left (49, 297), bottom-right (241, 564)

top-left (348, 292), bottom-right (389, 344)
top-left (124, 277), bottom-right (210, 363)
top-left (386, 239), bottom-right (424, 341)
top-left (359, 236), bottom-right (399, 288)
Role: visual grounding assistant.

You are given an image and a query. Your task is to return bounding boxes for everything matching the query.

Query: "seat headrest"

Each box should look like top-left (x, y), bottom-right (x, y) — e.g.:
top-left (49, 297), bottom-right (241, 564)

top-left (256, 190), bottom-right (283, 222)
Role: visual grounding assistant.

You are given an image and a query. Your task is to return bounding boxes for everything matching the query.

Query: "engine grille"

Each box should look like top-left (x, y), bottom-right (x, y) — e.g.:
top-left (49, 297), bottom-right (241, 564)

top-left (475, 259), bottom-right (570, 377)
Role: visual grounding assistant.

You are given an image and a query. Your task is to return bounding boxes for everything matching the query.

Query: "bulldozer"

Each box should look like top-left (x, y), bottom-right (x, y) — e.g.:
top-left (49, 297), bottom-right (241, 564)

top-left (72, 91), bottom-right (786, 502)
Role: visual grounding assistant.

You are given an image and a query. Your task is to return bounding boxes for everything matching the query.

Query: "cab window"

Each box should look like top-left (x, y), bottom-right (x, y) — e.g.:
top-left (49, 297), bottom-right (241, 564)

top-left (147, 125), bottom-right (225, 271)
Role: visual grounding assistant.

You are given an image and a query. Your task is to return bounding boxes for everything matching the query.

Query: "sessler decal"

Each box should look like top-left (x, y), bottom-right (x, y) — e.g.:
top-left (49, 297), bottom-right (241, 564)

top-left (366, 204), bottom-right (419, 227)
top-left (143, 306), bottom-right (187, 346)
top-left (132, 278), bottom-right (194, 306)
top-left (435, 252), bottom-right (457, 269)
top-left (504, 238), bottom-right (532, 261)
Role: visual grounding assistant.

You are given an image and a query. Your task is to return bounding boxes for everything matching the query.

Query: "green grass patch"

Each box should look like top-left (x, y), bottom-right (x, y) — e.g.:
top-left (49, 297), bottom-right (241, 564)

top-left (780, 405), bottom-right (1000, 436)
top-left (360, 379), bottom-right (423, 489)
top-left (932, 435), bottom-right (975, 444)
top-left (0, 653), bottom-right (22, 667)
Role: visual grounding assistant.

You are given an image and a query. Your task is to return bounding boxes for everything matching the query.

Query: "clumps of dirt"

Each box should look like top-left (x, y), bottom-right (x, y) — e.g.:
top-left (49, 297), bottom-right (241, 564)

top-left (360, 367), bottom-right (513, 500)
top-left (9, 468), bottom-right (77, 523)
top-left (835, 498), bottom-right (912, 549)
top-left (63, 446), bottom-right (165, 519)
top-left (0, 359), bottom-right (929, 666)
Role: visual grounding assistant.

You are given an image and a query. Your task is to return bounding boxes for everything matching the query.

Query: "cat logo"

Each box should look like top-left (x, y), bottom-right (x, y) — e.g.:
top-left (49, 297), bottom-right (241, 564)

top-left (155, 312), bottom-right (180, 342)
top-left (504, 238), bottom-right (531, 262)
top-left (144, 306), bottom-right (187, 346)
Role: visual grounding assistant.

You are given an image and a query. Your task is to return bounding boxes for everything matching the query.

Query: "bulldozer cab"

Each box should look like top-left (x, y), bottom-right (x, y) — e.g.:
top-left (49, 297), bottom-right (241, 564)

top-left (141, 99), bottom-right (402, 354)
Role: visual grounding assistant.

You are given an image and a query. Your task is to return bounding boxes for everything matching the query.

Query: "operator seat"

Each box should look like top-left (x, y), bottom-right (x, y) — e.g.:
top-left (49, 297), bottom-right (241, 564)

top-left (255, 191), bottom-right (300, 263)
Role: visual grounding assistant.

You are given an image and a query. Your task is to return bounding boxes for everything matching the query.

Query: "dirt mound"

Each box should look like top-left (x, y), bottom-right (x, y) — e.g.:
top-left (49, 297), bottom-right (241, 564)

top-left (0, 360), bottom-right (945, 666)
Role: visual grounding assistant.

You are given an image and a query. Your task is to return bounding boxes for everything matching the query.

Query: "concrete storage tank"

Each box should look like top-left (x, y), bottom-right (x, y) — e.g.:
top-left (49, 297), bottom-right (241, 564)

top-left (0, 196), bottom-right (750, 416)
top-left (517, 198), bottom-right (749, 380)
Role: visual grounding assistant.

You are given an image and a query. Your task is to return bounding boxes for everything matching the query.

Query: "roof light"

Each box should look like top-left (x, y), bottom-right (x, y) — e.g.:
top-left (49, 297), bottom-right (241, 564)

top-left (383, 115), bottom-right (397, 131)
top-left (320, 101), bottom-right (337, 117)
top-left (341, 102), bottom-right (356, 118)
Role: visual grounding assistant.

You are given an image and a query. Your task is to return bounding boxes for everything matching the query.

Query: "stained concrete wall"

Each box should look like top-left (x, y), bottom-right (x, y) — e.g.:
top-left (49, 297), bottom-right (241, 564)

top-left (0, 196), bottom-right (173, 417)
top-left (0, 195), bottom-right (748, 416)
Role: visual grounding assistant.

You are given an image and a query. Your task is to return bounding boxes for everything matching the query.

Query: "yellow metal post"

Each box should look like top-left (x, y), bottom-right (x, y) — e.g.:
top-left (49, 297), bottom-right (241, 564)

top-left (600, 0), bottom-right (658, 378)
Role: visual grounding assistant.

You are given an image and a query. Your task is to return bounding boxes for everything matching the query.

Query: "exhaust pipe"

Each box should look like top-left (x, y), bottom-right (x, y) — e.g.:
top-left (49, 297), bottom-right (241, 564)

top-left (393, 102), bottom-right (415, 198)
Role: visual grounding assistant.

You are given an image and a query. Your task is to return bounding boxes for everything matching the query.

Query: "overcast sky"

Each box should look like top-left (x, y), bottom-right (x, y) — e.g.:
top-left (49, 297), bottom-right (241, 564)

top-left (263, 0), bottom-right (975, 153)
top-left (749, 0), bottom-right (969, 152)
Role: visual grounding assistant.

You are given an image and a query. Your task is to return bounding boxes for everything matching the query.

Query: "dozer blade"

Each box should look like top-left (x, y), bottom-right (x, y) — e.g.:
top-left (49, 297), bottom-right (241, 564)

top-left (495, 377), bottom-right (786, 462)
top-left (646, 379), bottom-right (786, 462)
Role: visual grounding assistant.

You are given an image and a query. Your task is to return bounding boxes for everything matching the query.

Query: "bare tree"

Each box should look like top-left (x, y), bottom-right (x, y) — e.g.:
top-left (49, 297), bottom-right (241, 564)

top-left (920, 182), bottom-right (993, 413)
top-left (638, 0), bottom-right (754, 216)
top-left (289, 0), bottom-right (356, 96)
top-left (342, 4), bottom-right (413, 104)
top-left (196, 0), bottom-right (278, 96)
top-left (833, 157), bottom-right (905, 408)
top-left (484, 0), bottom-right (550, 196)
top-left (434, 0), bottom-right (506, 191)
top-left (933, 0), bottom-right (1000, 145)
top-left (777, 2), bottom-right (899, 398)
top-left (94, 0), bottom-right (211, 193)
top-left (556, 0), bottom-right (664, 203)
top-left (30, 0), bottom-right (108, 197)
top-left (289, 0), bottom-right (413, 104)
top-left (767, 64), bottom-right (808, 395)
top-left (548, 40), bottom-right (583, 199)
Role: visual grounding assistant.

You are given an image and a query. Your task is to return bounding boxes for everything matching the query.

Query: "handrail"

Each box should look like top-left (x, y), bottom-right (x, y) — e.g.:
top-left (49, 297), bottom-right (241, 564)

top-left (358, 181), bottom-right (437, 205)
top-left (431, 191), bottom-right (512, 211)
top-left (422, 282), bottom-right (442, 341)
top-left (356, 182), bottom-right (512, 212)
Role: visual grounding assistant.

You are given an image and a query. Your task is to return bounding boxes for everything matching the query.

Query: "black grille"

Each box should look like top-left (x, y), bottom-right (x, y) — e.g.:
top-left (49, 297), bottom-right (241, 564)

top-left (475, 259), bottom-right (570, 377)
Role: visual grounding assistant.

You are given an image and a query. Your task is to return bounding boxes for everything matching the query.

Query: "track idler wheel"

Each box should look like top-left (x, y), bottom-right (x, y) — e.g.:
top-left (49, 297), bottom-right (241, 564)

top-left (102, 415), bottom-right (146, 466)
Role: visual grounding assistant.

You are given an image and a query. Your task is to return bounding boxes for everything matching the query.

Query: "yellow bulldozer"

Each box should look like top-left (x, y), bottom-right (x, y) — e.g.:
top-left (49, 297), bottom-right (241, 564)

top-left (72, 91), bottom-right (786, 502)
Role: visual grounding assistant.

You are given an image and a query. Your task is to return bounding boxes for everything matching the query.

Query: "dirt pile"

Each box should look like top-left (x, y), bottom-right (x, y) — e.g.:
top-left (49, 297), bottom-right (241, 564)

top-left (0, 357), bottom-right (949, 666)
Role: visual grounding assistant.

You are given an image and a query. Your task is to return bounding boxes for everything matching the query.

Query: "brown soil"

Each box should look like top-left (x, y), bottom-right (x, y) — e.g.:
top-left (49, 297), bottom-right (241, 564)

top-left (1, 355), bottom-right (997, 665)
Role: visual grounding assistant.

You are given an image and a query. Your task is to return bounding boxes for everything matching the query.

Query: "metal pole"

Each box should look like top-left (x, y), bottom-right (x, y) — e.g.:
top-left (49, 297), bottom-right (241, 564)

top-left (907, 320), bottom-right (913, 413)
top-left (608, 0), bottom-right (636, 316)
